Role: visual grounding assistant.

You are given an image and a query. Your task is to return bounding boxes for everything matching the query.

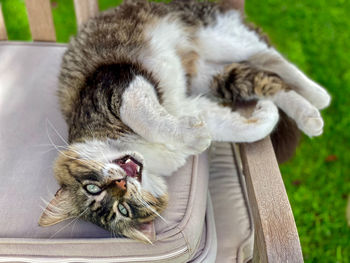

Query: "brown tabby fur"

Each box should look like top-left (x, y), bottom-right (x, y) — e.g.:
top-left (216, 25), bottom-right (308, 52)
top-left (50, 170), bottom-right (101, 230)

top-left (40, 0), bottom-right (300, 243)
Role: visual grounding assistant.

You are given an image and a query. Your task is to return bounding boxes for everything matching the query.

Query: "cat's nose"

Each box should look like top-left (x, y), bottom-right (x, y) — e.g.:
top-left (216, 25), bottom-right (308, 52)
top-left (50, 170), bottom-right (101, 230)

top-left (115, 179), bottom-right (127, 191)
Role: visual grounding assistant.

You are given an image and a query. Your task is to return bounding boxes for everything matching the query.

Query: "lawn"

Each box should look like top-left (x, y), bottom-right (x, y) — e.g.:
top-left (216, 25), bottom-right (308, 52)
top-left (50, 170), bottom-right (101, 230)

top-left (1, 0), bottom-right (349, 262)
top-left (245, 1), bottom-right (350, 262)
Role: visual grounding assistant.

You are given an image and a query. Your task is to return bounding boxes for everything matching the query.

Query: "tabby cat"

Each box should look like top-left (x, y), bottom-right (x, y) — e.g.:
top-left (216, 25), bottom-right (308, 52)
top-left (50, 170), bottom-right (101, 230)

top-left (39, 0), bottom-right (330, 242)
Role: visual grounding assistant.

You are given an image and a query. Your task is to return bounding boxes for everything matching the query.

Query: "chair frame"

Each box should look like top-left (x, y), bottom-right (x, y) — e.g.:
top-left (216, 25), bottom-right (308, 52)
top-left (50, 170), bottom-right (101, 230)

top-left (0, 0), bottom-right (304, 262)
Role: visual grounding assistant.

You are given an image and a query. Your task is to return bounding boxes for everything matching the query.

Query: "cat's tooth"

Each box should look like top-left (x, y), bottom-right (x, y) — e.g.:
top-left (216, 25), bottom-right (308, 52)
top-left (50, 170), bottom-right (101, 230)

top-left (137, 166), bottom-right (140, 173)
top-left (125, 159), bottom-right (132, 163)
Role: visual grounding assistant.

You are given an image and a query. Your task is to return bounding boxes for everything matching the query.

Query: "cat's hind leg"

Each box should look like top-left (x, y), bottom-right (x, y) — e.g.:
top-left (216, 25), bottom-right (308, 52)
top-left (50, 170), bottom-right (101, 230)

top-left (272, 90), bottom-right (323, 136)
top-left (120, 76), bottom-right (211, 153)
top-left (196, 10), bottom-right (330, 110)
top-left (210, 62), bottom-right (324, 136)
top-left (248, 51), bottom-right (331, 110)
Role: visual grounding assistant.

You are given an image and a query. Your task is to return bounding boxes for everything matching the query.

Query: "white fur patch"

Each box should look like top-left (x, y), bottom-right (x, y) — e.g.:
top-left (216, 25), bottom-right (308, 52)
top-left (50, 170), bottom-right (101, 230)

top-left (140, 15), bottom-right (190, 116)
top-left (191, 10), bottom-right (268, 96)
top-left (196, 98), bottom-right (279, 142)
top-left (197, 11), bottom-right (268, 63)
top-left (273, 90), bottom-right (324, 136)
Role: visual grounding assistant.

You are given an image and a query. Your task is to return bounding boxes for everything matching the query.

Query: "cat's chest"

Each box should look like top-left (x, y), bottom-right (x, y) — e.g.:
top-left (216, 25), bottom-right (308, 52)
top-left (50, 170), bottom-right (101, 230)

top-left (124, 140), bottom-right (190, 176)
top-left (137, 16), bottom-right (201, 115)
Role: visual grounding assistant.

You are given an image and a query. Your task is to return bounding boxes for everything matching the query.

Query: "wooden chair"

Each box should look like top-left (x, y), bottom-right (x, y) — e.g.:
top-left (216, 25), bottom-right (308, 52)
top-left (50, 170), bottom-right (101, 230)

top-left (0, 0), bottom-right (303, 262)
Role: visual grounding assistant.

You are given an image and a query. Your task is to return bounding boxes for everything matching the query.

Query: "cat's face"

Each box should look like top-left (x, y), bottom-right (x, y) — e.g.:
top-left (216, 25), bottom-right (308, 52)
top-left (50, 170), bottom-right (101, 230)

top-left (39, 146), bottom-right (168, 243)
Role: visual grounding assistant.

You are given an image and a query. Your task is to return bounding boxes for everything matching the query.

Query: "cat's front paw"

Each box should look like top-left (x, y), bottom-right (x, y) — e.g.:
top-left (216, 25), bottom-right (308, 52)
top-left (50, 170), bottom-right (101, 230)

top-left (251, 100), bottom-right (279, 135)
top-left (238, 100), bottom-right (279, 143)
top-left (178, 116), bottom-right (212, 153)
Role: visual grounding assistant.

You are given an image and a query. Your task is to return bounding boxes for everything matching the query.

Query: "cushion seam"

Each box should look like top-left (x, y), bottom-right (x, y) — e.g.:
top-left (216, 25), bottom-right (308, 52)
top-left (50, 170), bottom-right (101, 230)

top-left (231, 143), bottom-right (254, 263)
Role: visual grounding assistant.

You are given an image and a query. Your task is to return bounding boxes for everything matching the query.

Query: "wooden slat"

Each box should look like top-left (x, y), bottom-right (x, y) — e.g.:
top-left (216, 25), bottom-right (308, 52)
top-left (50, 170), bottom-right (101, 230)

top-left (0, 3), bottom-right (7, 40)
top-left (25, 0), bottom-right (56, 42)
top-left (220, 0), bottom-right (245, 13)
top-left (74, 0), bottom-right (99, 28)
top-left (240, 138), bottom-right (304, 263)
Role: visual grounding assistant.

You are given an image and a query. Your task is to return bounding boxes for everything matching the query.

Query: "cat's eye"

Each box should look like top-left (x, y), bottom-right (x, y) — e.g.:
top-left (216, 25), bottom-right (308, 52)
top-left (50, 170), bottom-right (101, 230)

top-left (85, 184), bottom-right (102, 195)
top-left (118, 203), bottom-right (129, 217)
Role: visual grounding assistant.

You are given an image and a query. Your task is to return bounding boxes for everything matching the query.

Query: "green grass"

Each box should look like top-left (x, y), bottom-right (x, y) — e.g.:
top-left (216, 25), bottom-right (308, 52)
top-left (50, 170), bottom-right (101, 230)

top-left (1, 0), bottom-right (349, 261)
top-left (246, 1), bottom-right (350, 261)
top-left (0, 0), bottom-right (31, 40)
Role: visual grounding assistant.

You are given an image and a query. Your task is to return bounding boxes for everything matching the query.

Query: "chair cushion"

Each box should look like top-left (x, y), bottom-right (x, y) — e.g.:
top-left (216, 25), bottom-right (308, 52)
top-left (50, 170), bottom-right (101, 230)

top-left (0, 42), bottom-right (211, 262)
top-left (0, 43), bottom-right (254, 263)
top-left (209, 142), bottom-right (254, 263)
top-left (187, 142), bottom-right (255, 263)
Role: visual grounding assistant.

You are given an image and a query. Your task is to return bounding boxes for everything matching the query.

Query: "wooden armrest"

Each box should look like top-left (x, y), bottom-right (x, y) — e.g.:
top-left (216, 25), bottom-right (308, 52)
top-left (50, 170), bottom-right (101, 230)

top-left (0, 4), bottom-right (7, 41)
top-left (240, 137), bottom-right (303, 262)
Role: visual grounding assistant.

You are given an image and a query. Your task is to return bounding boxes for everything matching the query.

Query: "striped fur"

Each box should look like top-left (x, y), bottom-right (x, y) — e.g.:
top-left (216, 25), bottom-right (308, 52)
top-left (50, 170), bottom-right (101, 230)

top-left (40, 0), bottom-right (330, 242)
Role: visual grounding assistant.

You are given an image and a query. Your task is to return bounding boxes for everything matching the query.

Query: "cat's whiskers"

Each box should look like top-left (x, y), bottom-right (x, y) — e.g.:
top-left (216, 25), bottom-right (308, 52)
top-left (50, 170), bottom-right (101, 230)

top-left (49, 207), bottom-right (89, 239)
top-left (45, 119), bottom-right (106, 170)
top-left (45, 119), bottom-right (108, 172)
top-left (68, 147), bottom-right (107, 171)
top-left (45, 119), bottom-right (113, 177)
top-left (46, 127), bottom-right (106, 171)
top-left (46, 122), bottom-right (78, 159)
top-left (34, 141), bottom-right (70, 156)
top-left (39, 197), bottom-right (66, 213)
top-left (70, 212), bottom-right (82, 237)
top-left (37, 145), bottom-right (70, 156)
top-left (135, 195), bottom-right (168, 224)
top-left (109, 219), bottom-right (120, 239)
top-left (33, 143), bottom-right (69, 148)
top-left (66, 148), bottom-right (106, 171)
top-left (46, 119), bottom-right (69, 146)
top-left (38, 147), bottom-right (61, 156)
top-left (111, 221), bottom-right (118, 239)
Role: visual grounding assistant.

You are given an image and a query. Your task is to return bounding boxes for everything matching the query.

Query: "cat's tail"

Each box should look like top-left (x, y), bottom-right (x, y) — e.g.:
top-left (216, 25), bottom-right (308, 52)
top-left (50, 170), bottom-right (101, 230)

top-left (270, 110), bottom-right (300, 163)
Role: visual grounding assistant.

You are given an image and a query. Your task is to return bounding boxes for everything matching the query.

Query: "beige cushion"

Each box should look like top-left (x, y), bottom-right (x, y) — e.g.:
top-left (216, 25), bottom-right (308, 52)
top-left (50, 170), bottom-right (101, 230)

top-left (0, 43), bottom-right (253, 263)
top-left (209, 142), bottom-right (254, 263)
top-left (189, 142), bottom-right (255, 263)
top-left (188, 194), bottom-right (217, 263)
top-left (0, 43), bottom-right (211, 262)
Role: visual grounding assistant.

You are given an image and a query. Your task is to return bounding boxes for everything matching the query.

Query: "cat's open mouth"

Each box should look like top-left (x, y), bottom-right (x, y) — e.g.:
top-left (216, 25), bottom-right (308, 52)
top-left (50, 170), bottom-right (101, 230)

top-left (114, 155), bottom-right (143, 182)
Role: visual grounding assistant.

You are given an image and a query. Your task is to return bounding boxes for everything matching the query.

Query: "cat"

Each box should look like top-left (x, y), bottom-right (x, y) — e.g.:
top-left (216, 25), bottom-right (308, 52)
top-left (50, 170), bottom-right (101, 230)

top-left (39, 0), bottom-right (330, 243)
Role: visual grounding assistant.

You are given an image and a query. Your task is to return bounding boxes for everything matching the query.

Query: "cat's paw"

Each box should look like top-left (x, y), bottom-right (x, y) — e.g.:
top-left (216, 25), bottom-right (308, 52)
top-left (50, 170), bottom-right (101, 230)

top-left (297, 107), bottom-right (324, 137)
top-left (241, 100), bottom-right (279, 142)
top-left (301, 82), bottom-right (331, 110)
top-left (252, 100), bottom-right (279, 131)
top-left (178, 116), bottom-right (212, 153)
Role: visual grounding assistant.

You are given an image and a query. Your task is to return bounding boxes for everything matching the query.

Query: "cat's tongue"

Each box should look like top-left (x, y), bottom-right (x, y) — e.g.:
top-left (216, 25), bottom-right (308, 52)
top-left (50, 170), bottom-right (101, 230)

top-left (119, 162), bottom-right (138, 178)
top-left (114, 156), bottom-right (142, 182)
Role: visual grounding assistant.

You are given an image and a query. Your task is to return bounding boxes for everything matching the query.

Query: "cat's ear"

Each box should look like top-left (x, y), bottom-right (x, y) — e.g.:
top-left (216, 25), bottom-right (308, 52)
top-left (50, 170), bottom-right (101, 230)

top-left (38, 187), bottom-right (75, 227)
top-left (126, 222), bottom-right (156, 244)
